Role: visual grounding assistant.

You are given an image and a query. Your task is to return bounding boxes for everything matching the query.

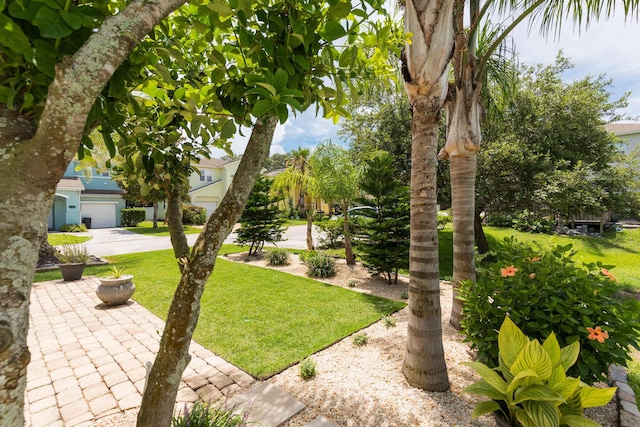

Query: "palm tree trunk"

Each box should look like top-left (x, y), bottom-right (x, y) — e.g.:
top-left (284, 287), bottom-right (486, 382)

top-left (449, 154), bottom-right (477, 330)
top-left (343, 205), bottom-right (355, 265)
top-left (306, 211), bottom-right (315, 250)
top-left (402, 95), bottom-right (450, 392)
top-left (137, 115), bottom-right (277, 426)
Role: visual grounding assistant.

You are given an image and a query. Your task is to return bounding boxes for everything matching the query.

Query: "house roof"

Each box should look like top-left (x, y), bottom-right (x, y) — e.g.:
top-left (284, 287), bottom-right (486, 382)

top-left (82, 189), bottom-right (123, 195)
top-left (603, 122), bottom-right (640, 135)
top-left (196, 157), bottom-right (240, 168)
top-left (57, 177), bottom-right (85, 191)
top-left (189, 180), bottom-right (222, 195)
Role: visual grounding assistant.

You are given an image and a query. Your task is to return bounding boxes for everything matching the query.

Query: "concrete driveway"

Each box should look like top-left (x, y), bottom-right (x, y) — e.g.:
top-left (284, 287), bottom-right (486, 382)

top-left (80, 224), bottom-right (322, 257)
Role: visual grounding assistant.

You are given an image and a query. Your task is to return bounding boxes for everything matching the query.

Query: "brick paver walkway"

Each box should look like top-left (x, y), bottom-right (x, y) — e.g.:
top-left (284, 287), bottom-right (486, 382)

top-left (25, 277), bottom-right (256, 426)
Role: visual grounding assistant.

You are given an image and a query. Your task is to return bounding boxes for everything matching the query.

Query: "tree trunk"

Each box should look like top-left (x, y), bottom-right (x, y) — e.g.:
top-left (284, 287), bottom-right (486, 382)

top-left (306, 211), bottom-right (315, 250)
top-left (38, 229), bottom-right (59, 267)
top-left (0, 2), bottom-right (186, 423)
top-left (401, 0), bottom-right (454, 392)
top-left (152, 201), bottom-right (159, 228)
top-left (137, 115), bottom-right (277, 427)
top-left (343, 203), bottom-right (355, 265)
top-left (474, 212), bottom-right (490, 255)
top-left (166, 185), bottom-right (189, 261)
top-left (448, 154), bottom-right (477, 330)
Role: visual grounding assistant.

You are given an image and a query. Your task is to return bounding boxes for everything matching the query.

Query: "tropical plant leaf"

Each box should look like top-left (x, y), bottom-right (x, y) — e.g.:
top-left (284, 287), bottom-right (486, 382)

top-left (559, 341), bottom-right (580, 373)
top-left (561, 414), bottom-right (600, 427)
top-left (499, 316), bottom-right (529, 370)
top-left (513, 384), bottom-right (564, 405)
top-left (35, 6), bottom-right (73, 38)
top-left (542, 332), bottom-right (561, 368)
top-left (579, 385), bottom-right (616, 408)
top-left (463, 380), bottom-right (506, 400)
top-left (463, 362), bottom-right (508, 394)
top-left (471, 400), bottom-right (501, 420)
top-left (520, 400), bottom-right (560, 427)
top-left (511, 340), bottom-right (552, 381)
top-left (0, 13), bottom-right (30, 52)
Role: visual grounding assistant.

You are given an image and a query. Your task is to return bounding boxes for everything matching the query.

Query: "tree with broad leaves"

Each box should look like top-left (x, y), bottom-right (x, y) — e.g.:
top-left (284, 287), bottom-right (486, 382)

top-left (0, 0), bottom-right (402, 424)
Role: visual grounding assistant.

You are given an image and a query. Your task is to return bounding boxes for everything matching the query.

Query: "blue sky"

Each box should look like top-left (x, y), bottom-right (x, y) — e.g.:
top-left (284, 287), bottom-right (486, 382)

top-left (214, 8), bottom-right (640, 158)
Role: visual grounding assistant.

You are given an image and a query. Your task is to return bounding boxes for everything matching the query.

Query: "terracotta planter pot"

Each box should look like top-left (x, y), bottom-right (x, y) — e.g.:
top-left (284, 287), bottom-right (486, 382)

top-left (96, 274), bottom-right (135, 306)
top-left (59, 263), bottom-right (86, 281)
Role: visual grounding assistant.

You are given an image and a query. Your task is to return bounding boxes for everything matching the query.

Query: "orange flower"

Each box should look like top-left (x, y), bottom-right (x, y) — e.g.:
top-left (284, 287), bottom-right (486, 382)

top-left (526, 257), bottom-right (541, 262)
top-left (587, 326), bottom-right (609, 343)
top-left (529, 273), bottom-right (536, 279)
top-left (601, 268), bottom-right (618, 282)
top-left (501, 266), bottom-right (519, 277)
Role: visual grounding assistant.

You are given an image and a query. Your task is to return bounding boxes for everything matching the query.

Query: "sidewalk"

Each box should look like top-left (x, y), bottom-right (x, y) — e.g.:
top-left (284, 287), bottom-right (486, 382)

top-left (25, 277), bottom-right (256, 426)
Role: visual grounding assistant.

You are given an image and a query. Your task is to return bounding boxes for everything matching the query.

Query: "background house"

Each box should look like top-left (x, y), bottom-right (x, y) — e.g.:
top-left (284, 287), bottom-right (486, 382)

top-left (49, 161), bottom-right (125, 230)
top-left (604, 122), bottom-right (640, 156)
top-left (50, 157), bottom-right (241, 230)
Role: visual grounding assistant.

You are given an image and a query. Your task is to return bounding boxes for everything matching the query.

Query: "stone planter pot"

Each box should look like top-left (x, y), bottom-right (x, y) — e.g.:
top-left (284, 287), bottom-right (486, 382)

top-left (96, 274), bottom-right (135, 306)
top-left (59, 263), bottom-right (86, 281)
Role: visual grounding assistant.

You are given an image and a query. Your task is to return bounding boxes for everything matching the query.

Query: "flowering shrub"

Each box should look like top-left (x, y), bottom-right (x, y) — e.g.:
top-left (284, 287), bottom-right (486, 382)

top-left (459, 237), bottom-right (640, 385)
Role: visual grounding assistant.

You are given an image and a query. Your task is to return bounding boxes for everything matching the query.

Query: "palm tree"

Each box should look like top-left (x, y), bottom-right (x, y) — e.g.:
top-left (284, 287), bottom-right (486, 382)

top-left (400, 0), bottom-right (455, 392)
top-left (273, 147), bottom-right (317, 250)
top-left (442, 0), bottom-right (640, 329)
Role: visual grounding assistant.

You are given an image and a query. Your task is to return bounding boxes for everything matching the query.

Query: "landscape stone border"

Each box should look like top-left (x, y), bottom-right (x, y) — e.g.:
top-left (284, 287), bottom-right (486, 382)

top-left (609, 364), bottom-right (640, 427)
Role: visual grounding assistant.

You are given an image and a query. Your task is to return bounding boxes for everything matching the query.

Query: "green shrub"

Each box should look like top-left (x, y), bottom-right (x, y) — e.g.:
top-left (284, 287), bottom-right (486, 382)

top-left (265, 248), bottom-right (290, 266)
top-left (172, 399), bottom-right (249, 427)
top-left (306, 253), bottom-right (336, 278)
top-left (348, 279), bottom-right (357, 288)
top-left (459, 237), bottom-right (640, 385)
top-left (182, 205), bottom-right (207, 225)
top-left (121, 208), bottom-right (146, 227)
top-left (352, 332), bottom-right (368, 346)
top-left (511, 210), bottom-right (555, 234)
top-left (628, 360), bottom-right (640, 411)
top-left (437, 213), bottom-right (451, 230)
top-left (59, 223), bottom-right (88, 232)
top-left (382, 316), bottom-right (396, 328)
top-left (485, 213), bottom-right (513, 228)
top-left (315, 219), bottom-right (345, 249)
top-left (299, 358), bottom-right (316, 380)
top-left (400, 291), bottom-right (409, 300)
top-left (299, 250), bottom-right (316, 264)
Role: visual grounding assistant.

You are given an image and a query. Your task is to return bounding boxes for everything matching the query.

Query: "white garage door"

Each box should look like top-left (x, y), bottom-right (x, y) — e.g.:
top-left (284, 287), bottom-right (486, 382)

top-left (81, 203), bottom-right (116, 228)
top-left (196, 202), bottom-right (218, 219)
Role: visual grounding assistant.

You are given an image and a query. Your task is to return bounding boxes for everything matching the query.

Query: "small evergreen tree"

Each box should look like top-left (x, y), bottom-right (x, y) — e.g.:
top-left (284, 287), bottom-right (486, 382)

top-left (236, 175), bottom-right (287, 255)
top-left (354, 152), bottom-right (410, 284)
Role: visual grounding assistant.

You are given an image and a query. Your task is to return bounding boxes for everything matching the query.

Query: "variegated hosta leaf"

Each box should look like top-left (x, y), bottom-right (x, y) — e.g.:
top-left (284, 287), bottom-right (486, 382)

top-left (511, 340), bottom-right (552, 381)
top-left (463, 362), bottom-right (508, 394)
top-left (506, 369), bottom-right (539, 396)
top-left (579, 385), bottom-right (617, 408)
top-left (542, 332), bottom-right (561, 368)
top-left (463, 380), bottom-right (507, 401)
top-left (559, 341), bottom-right (580, 373)
top-left (513, 384), bottom-right (565, 405)
top-left (499, 316), bottom-right (529, 371)
top-left (521, 400), bottom-right (560, 427)
top-left (560, 414), bottom-right (601, 427)
top-left (471, 400), bottom-right (501, 420)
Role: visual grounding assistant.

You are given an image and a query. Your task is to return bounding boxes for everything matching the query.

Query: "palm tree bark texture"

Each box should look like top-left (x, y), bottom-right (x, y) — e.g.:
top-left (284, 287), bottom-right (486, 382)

top-left (401, 0), bottom-right (454, 392)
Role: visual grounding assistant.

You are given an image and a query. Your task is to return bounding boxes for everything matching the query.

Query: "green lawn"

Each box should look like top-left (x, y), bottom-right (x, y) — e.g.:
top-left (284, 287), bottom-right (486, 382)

top-left (34, 245), bottom-right (405, 378)
top-left (124, 221), bottom-right (202, 236)
top-left (48, 233), bottom-right (92, 246)
top-left (284, 218), bottom-right (308, 227)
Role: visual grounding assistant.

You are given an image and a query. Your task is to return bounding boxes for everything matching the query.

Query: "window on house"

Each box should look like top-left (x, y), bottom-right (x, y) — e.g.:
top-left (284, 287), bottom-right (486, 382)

top-left (100, 171), bottom-right (110, 177)
top-left (200, 170), bottom-right (213, 182)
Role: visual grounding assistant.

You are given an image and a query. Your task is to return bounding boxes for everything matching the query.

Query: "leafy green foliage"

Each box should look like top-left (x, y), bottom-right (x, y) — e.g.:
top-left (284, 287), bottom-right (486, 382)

top-left (306, 252), bottom-right (336, 278)
top-left (352, 332), bottom-right (368, 347)
top-left (353, 152), bottom-right (410, 284)
top-left (299, 358), bottom-right (316, 380)
top-left (265, 248), bottom-right (290, 267)
top-left (478, 54), bottom-right (640, 221)
top-left (464, 317), bottom-right (617, 427)
top-left (59, 224), bottom-right (88, 233)
top-left (121, 208), bottom-right (146, 227)
top-left (236, 175), bottom-right (286, 255)
top-left (182, 205), bottom-right (206, 225)
top-left (510, 210), bottom-right (555, 234)
top-left (459, 237), bottom-right (640, 384)
top-left (172, 399), bottom-right (249, 427)
top-left (316, 218), bottom-right (345, 249)
top-left (382, 316), bottom-right (396, 328)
